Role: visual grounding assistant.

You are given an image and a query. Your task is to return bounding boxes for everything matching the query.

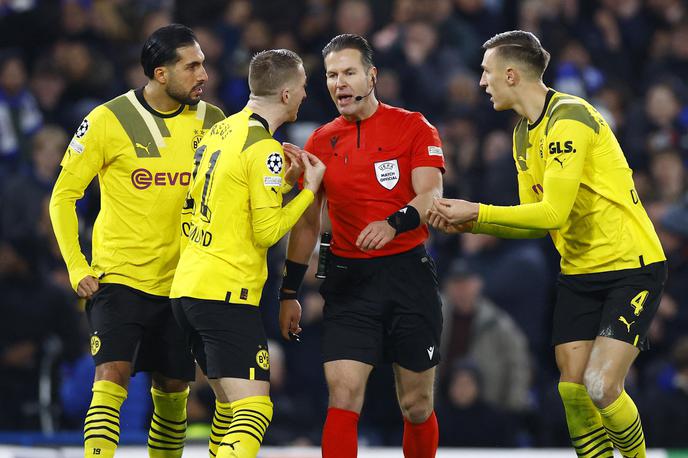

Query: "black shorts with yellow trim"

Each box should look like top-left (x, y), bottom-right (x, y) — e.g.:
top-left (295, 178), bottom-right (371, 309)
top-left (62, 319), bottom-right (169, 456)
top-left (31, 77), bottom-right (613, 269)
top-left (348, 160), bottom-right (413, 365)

top-left (171, 297), bottom-right (270, 381)
top-left (85, 283), bottom-right (195, 381)
top-left (552, 261), bottom-right (667, 351)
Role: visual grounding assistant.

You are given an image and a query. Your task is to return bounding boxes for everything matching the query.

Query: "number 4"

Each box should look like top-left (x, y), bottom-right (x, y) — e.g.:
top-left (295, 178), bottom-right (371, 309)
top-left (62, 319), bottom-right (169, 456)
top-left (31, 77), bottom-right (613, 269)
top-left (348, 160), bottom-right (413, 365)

top-left (630, 290), bottom-right (649, 316)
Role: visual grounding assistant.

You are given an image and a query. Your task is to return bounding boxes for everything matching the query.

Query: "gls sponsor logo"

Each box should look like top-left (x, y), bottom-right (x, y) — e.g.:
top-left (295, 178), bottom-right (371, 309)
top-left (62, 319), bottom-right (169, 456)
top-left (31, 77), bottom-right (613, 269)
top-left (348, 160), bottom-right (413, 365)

top-left (548, 140), bottom-right (576, 154)
top-left (131, 168), bottom-right (191, 190)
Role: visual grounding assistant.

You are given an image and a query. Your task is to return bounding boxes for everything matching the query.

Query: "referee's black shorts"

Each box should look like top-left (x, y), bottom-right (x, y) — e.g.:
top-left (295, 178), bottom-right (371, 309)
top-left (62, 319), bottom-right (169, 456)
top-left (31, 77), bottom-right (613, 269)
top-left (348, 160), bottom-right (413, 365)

top-left (320, 245), bottom-right (443, 372)
top-left (86, 283), bottom-right (195, 381)
top-left (552, 261), bottom-right (667, 351)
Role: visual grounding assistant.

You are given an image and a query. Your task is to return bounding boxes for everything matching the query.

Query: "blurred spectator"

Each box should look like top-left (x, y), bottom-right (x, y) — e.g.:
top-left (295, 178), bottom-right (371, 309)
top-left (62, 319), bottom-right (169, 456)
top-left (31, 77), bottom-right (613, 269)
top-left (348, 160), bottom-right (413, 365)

top-left (625, 80), bottom-right (688, 169)
top-left (0, 239), bottom-right (81, 429)
top-left (644, 337), bottom-right (688, 447)
top-left (334, 0), bottom-right (374, 38)
top-left (439, 258), bottom-right (532, 412)
top-left (1, 125), bottom-right (66, 252)
top-left (30, 59), bottom-right (68, 128)
top-left (649, 149), bottom-right (686, 204)
top-left (436, 359), bottom-right (518, 447)
top-left (0, 51), bottom-right (43, 170)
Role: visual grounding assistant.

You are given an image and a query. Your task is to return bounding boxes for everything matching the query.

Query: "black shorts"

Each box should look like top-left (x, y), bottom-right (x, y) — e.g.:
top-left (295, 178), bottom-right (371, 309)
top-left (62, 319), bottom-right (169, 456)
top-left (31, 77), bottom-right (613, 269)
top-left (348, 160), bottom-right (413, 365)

top-left (552, 261), bottom-right (667, 351)
top-left (85, 283), bottom-right (195, 381)
top-left (319, 245), bottom-right (443, 372)
top-left (171, 298), bottom-right (270, 381)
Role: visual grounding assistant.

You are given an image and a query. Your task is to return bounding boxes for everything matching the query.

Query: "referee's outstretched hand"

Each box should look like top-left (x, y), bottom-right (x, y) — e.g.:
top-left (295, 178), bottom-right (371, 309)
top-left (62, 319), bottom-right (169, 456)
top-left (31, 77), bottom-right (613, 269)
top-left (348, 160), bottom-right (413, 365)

top-left (77, 275), bottom-right (99, 299)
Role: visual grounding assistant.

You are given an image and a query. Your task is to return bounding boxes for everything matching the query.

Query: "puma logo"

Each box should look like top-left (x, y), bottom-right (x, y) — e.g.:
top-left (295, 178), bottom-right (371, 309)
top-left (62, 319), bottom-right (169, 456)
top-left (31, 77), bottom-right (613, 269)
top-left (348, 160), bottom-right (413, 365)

top-left (553, 157), bottom-right (564, 168)
top-left (618, 316), bottom-right (635, 333)
top-left (135, 142), bottom-right (152, 156)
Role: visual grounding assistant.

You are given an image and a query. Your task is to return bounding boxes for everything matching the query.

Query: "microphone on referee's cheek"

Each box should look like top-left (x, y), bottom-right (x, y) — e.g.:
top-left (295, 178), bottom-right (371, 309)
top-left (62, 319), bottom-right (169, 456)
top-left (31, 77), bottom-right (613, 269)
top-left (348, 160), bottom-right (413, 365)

top-left (354, 76), bottom-right (376, 102)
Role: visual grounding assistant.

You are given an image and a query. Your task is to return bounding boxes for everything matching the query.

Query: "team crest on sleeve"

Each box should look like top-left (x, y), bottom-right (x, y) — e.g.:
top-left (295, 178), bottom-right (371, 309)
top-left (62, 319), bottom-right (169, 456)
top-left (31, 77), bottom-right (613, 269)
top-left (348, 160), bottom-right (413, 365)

top-left (75, 119), bottom-right (89, 138)
top-left (374, 159), bottom-right (399, 190)
top-left (266, 152), bottom-right (283, 174)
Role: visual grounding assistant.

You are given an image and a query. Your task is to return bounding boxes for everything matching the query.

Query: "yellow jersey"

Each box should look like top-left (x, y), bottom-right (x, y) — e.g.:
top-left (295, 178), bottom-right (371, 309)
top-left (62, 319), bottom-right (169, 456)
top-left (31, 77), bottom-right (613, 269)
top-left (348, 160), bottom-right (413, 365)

top-left (170, 108), bottom-right (314, 305)
top-left (477, 89), bottom-right (665, 274)
top-left (49, 89), bottom-right (225, 295)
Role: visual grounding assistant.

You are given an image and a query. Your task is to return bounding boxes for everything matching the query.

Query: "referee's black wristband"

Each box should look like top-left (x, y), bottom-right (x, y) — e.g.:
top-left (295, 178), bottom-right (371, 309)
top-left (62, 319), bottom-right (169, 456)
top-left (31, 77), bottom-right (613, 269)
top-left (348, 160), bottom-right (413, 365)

top-left (280, 259), bottom-right (308, 294)
top-left (386, 205), bottom-right (421, 234)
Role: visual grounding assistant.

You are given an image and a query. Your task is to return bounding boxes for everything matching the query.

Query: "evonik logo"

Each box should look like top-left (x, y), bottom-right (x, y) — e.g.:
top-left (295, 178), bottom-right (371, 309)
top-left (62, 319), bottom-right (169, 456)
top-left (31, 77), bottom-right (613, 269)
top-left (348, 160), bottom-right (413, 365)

top-left (131, 168), bottom-right (191, 190)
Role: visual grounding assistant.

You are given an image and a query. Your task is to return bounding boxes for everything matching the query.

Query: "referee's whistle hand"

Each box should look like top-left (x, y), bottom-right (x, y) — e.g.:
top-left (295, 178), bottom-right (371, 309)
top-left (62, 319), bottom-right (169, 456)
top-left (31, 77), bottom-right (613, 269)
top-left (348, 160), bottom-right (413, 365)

top-left (77, 275), bottom-right (99, 299)
top-left (356, 220), bottom-right (396, 251)
top-left (279, 300), bottom-right (303, 341)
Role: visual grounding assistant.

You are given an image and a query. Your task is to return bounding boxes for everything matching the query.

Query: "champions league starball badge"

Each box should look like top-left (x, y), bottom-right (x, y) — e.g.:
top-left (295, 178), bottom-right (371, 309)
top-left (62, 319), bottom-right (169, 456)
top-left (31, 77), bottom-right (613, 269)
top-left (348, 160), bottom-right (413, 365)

top-left (75, 119), bottom-right (89, 138)
top-left (266, 153), bottom-right (283, 174)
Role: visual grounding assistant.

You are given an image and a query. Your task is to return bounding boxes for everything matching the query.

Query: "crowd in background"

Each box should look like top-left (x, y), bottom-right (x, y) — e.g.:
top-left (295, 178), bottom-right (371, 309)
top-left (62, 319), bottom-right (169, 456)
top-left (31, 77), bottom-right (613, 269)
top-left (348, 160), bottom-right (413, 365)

top-left (1, 0), bottom-right (688, 448)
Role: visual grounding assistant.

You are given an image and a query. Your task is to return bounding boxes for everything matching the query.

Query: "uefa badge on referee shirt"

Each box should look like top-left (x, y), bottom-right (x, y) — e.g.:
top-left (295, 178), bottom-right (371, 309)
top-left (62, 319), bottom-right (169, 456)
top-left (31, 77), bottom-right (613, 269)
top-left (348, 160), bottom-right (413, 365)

top-left (374, 159), bottom-right (399, 190)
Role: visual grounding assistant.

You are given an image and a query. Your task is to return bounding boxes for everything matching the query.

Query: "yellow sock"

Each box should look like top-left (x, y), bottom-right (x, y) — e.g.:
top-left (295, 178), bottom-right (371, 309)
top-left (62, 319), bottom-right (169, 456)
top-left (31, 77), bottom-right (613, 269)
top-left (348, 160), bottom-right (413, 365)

top-left (558, 382), bottom-right (614, 458)
top-left (599, 390), bottom-right (646, 458)
top-left (217, 395), bottom-right (273, 458)
top-left (210, 400), bottom-right (233, 457)
top-left (84, 380), bottom-right (127, 458)
top-left (147, 386), bottom-right (189, 458)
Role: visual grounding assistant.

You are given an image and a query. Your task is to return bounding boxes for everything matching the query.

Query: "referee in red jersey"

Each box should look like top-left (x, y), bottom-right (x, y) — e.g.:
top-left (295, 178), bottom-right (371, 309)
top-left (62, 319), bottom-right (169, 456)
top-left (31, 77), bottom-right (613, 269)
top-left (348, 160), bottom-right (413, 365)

top-left (280, 34), bottom-right (445, 458)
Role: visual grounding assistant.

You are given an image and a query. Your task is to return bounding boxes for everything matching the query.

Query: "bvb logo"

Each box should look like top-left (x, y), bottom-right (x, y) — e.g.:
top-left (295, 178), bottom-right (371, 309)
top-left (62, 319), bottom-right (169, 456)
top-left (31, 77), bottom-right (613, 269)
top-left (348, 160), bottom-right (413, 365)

top-left (192, 134), bottom-right (204, 150)
top-left (256, 348), bottom-right (270, 370)
top-left (90, 335), bottom-right (101, 356)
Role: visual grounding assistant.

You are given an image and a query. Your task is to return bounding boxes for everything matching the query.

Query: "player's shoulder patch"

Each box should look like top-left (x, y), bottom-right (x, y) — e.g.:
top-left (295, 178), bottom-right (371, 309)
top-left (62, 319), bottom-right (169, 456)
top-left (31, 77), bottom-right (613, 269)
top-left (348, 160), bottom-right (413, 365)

top-left (266, 152), bottom-right (283, 174)
top-left (546, 97), bottom-right (599, 135)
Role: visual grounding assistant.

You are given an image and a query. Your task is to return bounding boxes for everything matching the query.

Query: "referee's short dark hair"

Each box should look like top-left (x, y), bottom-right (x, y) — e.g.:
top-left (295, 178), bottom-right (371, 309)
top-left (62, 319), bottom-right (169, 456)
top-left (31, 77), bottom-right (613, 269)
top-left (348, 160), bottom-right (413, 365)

top-left (141, 24), bottom-right (198, 79)
top-left (482, 30), bottom-right (551, 79)
top-left (249, 49), bottom-right (303, 97)
top-left (322, 34), bottom-right (374, 70)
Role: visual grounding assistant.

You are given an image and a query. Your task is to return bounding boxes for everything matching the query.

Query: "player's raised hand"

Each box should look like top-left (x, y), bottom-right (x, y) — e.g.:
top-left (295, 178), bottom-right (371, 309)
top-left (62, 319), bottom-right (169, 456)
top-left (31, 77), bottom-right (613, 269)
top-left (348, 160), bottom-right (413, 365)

top-left (77, 275), bottom-right (99, 299)
top-left (282, 145), bottom-right (305, 186)
top-left (431, 198), bottom-right (479, 224)
top-left (427, 209), bottom-right (474, 234)
top-left (302, 152), bottom-right (326, 193)
top-left (356, 220), bottom-right (396, 251)
top-left (279, 299), bottom-right (303, 341)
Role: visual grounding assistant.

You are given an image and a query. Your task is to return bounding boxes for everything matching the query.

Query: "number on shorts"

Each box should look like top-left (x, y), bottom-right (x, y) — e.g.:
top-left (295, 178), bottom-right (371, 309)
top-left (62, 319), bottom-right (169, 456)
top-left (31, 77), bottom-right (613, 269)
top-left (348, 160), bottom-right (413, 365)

top-left (630, 290), bottom-right (649, 316)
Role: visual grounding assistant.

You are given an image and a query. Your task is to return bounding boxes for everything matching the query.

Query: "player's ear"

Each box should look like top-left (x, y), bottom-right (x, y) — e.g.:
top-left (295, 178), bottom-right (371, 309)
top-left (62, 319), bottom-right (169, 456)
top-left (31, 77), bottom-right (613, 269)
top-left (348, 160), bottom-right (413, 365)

top-left (281, 87), bottom-right (290, 105)
top-left (153, 66), bottom-right (167, 85)
top-left (505, 66), bottom-right (519, 86)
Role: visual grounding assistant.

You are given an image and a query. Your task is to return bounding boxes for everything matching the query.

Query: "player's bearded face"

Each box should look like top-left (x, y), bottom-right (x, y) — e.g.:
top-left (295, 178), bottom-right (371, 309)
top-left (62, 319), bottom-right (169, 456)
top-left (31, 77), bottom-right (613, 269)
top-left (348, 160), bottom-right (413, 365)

top-left (166, 44), bottom-right (207, 106)
top-left (166, 76), bottom-right (203, 106)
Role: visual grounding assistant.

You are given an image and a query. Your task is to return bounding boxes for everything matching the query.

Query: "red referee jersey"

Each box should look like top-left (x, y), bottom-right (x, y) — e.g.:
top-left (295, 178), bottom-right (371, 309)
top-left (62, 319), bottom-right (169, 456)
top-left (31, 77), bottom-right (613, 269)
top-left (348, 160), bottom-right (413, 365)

top-left (304, 102), bottom-right (445, 258)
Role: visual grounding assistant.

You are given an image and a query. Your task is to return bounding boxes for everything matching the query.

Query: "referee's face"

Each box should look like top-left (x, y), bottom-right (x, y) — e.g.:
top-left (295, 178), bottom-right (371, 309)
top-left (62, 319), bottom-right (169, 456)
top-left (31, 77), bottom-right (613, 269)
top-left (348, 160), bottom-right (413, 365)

top-left (165, 42), bottom-right (208, 106)
top-left (325, 48), bottom-right (374, 119)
